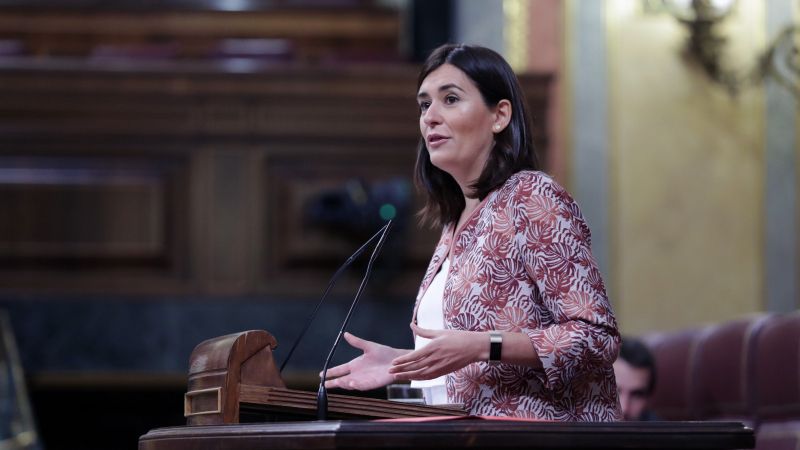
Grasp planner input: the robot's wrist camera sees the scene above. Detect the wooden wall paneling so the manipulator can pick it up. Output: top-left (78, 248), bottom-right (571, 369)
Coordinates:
top-left (189, 147), bottom-right (213, 295)
top-left (0, 159), bottom-right (165, 261)
top-left (0, 151), bottom-right (194, 293)
top-left (0, 78), bottom-right (199, 137)
top-left (0, 62), bottom-right (551, 297)
top-left (204, 148), bottom-right (259, 295)
top-left (260, 142), bottom-right (427, 298)
top-left (0, 7), bottom-right (401, 62)
top-left (519, 74), bottom-right (552, 157)
top-left (0, 66), bottom-right (423, 139)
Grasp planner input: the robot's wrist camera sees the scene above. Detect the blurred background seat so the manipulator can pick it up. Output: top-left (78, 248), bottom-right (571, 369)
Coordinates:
top-left (643, 312), bottom-right (800, 450)
top-left (753, 312), bottom-right (800, 450)
top-left (690, 314), bottom-right (772, 425)
top-left (643, 327), bottom-right (704, 420)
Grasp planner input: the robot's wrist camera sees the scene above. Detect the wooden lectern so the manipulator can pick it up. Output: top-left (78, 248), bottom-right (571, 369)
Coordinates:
top-left (139, 330), bottom-right (755, 450)
top-left (182, 330), bottom-right (467, 424)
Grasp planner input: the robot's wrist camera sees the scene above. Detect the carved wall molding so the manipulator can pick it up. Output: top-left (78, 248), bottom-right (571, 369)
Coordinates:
top-left (0, 61), bottom-right (551, 296)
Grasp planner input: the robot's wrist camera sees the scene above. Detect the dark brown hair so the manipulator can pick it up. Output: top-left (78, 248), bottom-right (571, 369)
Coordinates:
top-left (619, 336), bottom-right (657, 395)
top-left (414, 43), bottom-right (540, 227)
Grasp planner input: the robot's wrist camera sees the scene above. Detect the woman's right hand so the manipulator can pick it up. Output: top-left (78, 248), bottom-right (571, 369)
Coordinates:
top-left (322, 332), bottom-right (409, 391)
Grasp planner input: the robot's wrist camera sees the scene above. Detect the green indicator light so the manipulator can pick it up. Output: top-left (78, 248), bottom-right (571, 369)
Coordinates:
top-left (379, 203), bottom-right (397, 221)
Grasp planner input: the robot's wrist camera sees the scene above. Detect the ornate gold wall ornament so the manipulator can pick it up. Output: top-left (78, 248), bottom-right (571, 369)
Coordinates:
top-left (647, 0), bottom-right (799, 99)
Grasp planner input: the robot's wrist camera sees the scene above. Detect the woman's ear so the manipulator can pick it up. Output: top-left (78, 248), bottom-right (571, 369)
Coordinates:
top-left (492, 99), bottom-right (512, 133)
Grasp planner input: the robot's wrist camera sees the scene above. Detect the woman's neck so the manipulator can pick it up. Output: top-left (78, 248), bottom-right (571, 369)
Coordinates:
top-left (452, 164), bottom-right (485, 231)
top-left (455, 195), bottom-right (481, 232)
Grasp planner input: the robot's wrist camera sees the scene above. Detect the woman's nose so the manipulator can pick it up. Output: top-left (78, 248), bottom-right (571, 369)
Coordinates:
top-left (423, 102), bottom-right (442, 126)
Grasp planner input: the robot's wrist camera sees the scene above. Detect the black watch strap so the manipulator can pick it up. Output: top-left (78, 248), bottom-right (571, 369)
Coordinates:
top-left (488, 331), bottom-right (503, 364)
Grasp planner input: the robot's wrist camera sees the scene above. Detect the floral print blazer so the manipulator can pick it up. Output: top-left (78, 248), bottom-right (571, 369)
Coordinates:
top-left (413, 171), bottom-right (621, 421)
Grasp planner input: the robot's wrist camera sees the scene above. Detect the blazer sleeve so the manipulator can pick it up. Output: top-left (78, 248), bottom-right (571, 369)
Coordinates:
top-left (512, 173), bottom-right (620, 392)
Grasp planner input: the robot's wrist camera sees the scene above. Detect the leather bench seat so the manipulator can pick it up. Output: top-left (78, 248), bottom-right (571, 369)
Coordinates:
top-left (643, 312), bottom-right (799, 450)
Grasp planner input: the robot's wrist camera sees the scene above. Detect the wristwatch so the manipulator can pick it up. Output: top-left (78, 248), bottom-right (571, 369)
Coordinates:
top-left (488, 331), bottom-right (503, 365)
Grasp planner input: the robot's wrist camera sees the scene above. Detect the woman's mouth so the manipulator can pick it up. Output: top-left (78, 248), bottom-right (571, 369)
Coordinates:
top-left (427, 134), bottom-right (449, 148)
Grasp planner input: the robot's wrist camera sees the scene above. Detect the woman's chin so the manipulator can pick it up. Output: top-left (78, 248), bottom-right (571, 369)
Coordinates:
top-left (429, 154), bottom-right (457, 175)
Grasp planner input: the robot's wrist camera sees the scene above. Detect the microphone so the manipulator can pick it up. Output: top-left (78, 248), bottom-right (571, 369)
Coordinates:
top-left (279, 221), bottom-right (392, 373)
top-left (317, 220), bottom-right (393, 420)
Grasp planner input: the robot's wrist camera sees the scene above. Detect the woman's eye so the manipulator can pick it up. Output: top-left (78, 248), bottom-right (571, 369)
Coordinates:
top-left (445, 95), bottom-right (459, 104)
top-left (419, 101), bottom-right (430, 112)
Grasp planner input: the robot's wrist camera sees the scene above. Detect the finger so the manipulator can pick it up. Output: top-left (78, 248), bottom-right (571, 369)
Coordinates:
top-left (391, 346), bottom-right (433, 366)
top-left (390, 346), bottom-right (441, 373)
top-left (323, 362), bottom-right (350, 379)
top-left (389, 358), bottom-right (427, 374)
top-left (410, 323), bottom-right (442, 339)
top-left (392, 367), bottom-right (436, 381)
top-left (343, 332), bottom-right (369, 351)
top-left (325, 377), bottom-right (350, 389)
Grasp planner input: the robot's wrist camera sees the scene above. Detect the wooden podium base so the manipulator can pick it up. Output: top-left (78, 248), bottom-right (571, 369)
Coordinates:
top-left (140, 419), bottom-right (755, 450)
top-left (183, 330), bottom-right (466, 424)
top-left (141, 331), bottom-right (755, 450)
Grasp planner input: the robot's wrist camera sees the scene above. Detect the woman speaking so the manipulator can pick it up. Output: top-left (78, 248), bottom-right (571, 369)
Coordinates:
top-left (323, 44), bottom-right (621, 421)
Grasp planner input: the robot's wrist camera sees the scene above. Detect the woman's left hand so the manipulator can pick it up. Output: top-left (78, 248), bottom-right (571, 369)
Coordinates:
top-left (388, 323), bottom-right (486, 380)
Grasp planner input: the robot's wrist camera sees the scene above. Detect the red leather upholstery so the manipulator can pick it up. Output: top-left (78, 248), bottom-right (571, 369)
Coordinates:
top-left (753, 312), bottom-right (800, 450)
top-left (754, 312), bottom-right (800, 421)
top-left (643, 328), bottom-right (703, 420)
top-left (691, 314), bottom-right (771, 424)
top-left (640, 313), bottom-right (800, 450)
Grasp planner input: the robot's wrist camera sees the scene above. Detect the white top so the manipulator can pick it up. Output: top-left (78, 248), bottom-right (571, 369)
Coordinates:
top-left (410, 258), bottom-right (449, 404)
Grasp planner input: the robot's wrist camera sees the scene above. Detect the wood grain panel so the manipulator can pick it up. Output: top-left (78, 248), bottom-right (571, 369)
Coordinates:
top-left (0, 64), bottom-right (421, 139)
top-left (0, 7), bottom-right (400, 61)
top-left (0, 60), bottom-right (551, 296)
top-left (260, 144), bottom-right (425, 295)
top-left (0, 153), bottom-right (192, 291)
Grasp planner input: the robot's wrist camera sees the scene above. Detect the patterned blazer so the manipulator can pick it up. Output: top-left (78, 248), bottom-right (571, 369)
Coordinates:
top-left (413, 171), bottom-right (621, 421)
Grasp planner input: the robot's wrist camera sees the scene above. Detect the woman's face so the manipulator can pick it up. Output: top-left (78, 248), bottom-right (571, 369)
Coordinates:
top-left (417, 64), bottom-right (499, 187)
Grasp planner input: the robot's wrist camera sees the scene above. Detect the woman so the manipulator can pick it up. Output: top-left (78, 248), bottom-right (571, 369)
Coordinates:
top-left (324, 44), bottom-right (621, 421)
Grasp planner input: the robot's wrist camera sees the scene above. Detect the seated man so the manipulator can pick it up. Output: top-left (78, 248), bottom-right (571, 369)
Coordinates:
top-left (613, 337), bottom-right (658, 421)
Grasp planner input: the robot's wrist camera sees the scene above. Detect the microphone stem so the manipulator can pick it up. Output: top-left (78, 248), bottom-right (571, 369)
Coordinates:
top-left (316, 383), bottom-right (328, 421)
top-left (317, 220), bottom-right (393, 420)
top-left (279, 223), bottom-right (390, 374)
